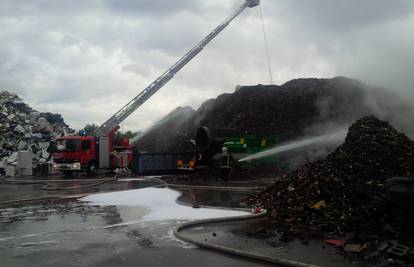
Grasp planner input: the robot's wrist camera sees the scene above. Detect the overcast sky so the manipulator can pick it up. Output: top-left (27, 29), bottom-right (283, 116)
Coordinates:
top-left (1, 0), bottom-right (413, 132)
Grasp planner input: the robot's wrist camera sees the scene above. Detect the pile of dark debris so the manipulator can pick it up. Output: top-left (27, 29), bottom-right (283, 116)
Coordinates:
top-left (249, 116), bottom-right (414, 263)
top-left (134, 77), bottom-right (414, 154)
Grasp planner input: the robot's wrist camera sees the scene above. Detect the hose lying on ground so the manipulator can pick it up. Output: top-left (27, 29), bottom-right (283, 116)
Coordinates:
top-left (168, 183), bottom-right (264, 191)
top-left (174, 213), bottom-right (320, 267)
top-left (42, 179), bottom-right (116, 191)
top-left (0, 172), bottom-right (134, 191)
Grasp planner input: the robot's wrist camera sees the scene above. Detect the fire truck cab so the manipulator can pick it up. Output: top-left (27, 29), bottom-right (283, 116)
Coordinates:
top-left (53, 136), bottom-right (98, 175)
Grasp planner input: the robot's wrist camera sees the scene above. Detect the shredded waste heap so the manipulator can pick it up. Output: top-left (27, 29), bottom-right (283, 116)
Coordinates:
top-left (134, 77), bottom-right (413, 154)
top-left (249, 116), bottom-right (414, 238)
top-left (0, 91), bottom-right (71, 170)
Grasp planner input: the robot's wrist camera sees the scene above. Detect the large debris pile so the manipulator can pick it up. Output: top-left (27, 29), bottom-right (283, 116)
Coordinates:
top-left (135, 77), bottom-right (413, 155)
top-left (0, 91), bottom-right (71, 170)
top-left (249, 116), bottom-right (414, 238)
top-left (133, 106), bottom-right (195, 152)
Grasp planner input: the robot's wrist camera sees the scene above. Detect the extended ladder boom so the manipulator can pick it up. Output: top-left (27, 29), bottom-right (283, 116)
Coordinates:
top-left (94, 0), bottom-right (260, 137)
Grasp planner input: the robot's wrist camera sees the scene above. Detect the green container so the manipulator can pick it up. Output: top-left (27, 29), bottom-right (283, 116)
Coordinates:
top-left (222, 134), bottom-right (284, 167)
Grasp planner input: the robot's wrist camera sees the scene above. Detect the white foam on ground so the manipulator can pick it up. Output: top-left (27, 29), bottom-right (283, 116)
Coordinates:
top-left (81, 187), bottom-right (249, 222)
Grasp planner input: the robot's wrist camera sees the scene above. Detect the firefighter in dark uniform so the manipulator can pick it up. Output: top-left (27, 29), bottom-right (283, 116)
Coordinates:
top-left (219, 147), bottom-right (232, 182)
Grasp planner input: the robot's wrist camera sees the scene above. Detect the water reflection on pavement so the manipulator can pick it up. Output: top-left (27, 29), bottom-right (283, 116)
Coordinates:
top-left (0, 182), bottom-right (270, 267)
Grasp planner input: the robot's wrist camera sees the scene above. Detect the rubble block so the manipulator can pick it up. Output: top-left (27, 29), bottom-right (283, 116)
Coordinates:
top-left (13, 124), bottom-right (25, 134)
top-left (33, 154), bottom-right (40, 161)
top-left (17, 140), bottom-right (27, 150)
top-left (18, 150), bottom-right (33, 176)
top-left (6, 152), bottom-right (17, 164)
top-left (18, 150), bottom-right (32, 168)
top-left (37, 117), bottom-right (50, 129)
top-left (17, 112), bottom-right (26, 118)
top-left (6, 114), bottom-right (15, 121)
top-left (5, 166), bottom-right (16, 177)
top-left (38, 142), bottom-right (50, 150)
top-left (41, 150), bottom-right (50, 159)
top-left (29, 143), bottom-right (39, 153)
top-left (31, 133), bottom-right (43, 140)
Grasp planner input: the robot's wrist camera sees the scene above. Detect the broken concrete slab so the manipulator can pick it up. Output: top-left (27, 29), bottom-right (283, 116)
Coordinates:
top-left (30, 133), bottom-right (43, 140)
top-left (38, 141), bottom-right (50, 149)
top-left (17, 140), bottom-right (27, 150)
top-left (41, 150), bottom-right (50, 159)
top-left (13, 124), bottom-right (25, 133)
top-left (37, 117), bottom-right (50, 129)
top-left (6, 152), bottom-right (17, 163)
top-left (6, 114), bottom-right (15, 121)
top-left (5, 166), bottom-right (15, 177)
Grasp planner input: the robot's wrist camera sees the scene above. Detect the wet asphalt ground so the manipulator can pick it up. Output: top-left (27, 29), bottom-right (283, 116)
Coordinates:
top-left (179, 218), bottom-right (358, 267)
top-left (0, 204), bottom-right (272, 267)
top-left (0, 175), bottom-right (275, 267)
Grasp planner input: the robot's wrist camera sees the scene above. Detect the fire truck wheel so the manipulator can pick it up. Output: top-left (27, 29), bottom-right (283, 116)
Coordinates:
top-left (87, 161), bottom-right (97, 176)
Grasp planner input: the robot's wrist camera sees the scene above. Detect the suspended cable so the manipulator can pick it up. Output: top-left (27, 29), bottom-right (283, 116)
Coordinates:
top-left (259, 3), bottom-right (274, 85)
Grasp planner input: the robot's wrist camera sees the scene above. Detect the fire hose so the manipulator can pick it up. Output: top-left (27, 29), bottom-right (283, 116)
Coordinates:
top-left (174, 213), bottom-right (319, 267)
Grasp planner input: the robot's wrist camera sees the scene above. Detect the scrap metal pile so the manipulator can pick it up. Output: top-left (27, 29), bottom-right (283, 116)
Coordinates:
top-left (0, 91), bottom-right (71, 171)
top-left (249, 116), bottom-right (414, 238)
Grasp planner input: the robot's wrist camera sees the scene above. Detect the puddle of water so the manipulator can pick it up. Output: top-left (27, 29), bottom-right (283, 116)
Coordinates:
top-left (81, 187), bottom-right (249, 222)
top-left (0, 178), bottom-right (162, 202)
top-left (178, 189), bottom-right (251, 209)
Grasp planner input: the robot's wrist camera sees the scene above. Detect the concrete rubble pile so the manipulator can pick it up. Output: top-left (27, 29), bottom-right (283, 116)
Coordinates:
top-left (249, 116), bottom-right (414, 237)
top-left (0, 91), bottom-right (71, 175)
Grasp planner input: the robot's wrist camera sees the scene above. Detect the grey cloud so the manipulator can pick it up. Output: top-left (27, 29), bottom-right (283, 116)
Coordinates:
top-left (0, 0), bottom-right (101, 17)
top-left (0, 0), bottom-right (413, 131)
top-left (102, 0), bottom-right (201, 16)
top-left (267, 0), bottom-right (414, 32)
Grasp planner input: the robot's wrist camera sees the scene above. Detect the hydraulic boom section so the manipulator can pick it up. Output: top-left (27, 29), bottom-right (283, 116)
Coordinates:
top-left (94, 0), bottom-right (260, 138)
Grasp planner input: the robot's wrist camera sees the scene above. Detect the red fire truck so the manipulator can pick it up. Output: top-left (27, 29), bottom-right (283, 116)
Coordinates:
top-left (52, 0), bottom-right (260, 175)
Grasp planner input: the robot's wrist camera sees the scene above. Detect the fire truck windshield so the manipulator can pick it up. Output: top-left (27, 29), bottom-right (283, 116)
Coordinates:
top-left (56, 139), bottom-right (80, 152)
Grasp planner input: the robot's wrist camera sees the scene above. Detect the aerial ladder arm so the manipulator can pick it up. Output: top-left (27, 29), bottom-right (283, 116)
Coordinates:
top-left (94, 0), bottom-right (260, 138)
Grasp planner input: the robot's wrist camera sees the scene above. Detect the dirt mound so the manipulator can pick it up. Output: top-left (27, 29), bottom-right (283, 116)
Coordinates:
top-left (248, 116), bottom-right (414, 237)
top-left (132, 106), bottom-right (195, 152)
top-left (134, 77), bottom-right (412, 154)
